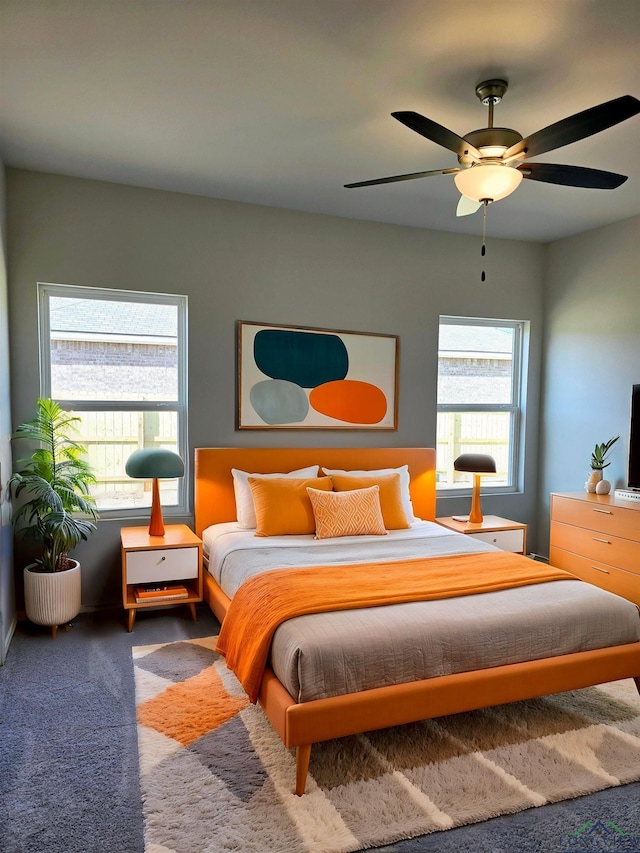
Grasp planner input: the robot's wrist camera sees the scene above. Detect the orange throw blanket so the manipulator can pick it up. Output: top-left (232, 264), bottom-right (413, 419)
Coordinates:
top-left (215, 551), bottom-right (574, 703)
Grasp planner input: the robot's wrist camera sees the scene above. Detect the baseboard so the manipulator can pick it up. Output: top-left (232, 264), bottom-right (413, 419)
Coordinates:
top-left (528, 553), bottom-right (549, 563)
top-left (0, 613), bottom-right (17, 665)
top-left (79, 603), bottom-right (117, 613)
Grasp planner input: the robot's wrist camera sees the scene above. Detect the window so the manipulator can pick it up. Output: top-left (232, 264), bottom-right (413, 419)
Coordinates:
top-left (436, 316), bottom-right (526, 493)
top-left (38, 283), bottom-right (188, 516)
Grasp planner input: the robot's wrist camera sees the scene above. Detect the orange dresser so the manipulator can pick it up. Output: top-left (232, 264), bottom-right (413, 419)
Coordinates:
top-left (549, 491), bottom-right (640, 607)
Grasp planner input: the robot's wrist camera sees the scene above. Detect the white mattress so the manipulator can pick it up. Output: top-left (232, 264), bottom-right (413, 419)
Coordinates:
top-left (203, 520), bottom-right (474, 598)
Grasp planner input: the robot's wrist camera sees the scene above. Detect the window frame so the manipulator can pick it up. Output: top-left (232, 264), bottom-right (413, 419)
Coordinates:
top-left (37, 281), bottom-right (189, 520)
top-left (436, 315), bottom-right (526, 496)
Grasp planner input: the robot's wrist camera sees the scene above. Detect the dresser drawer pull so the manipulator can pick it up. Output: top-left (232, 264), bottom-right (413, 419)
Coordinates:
top-left (592, 508), bottom-right (613, 515)
top-left (591, 565), bottom-right (610, 574)
top-left (592, 537), bottom-right (610, 544)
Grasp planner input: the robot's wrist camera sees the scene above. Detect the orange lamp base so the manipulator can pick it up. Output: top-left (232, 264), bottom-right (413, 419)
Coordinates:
top-left (468, 473), bottom-right (484, 524)
top-left (148, 478), bottom-right (166, 536)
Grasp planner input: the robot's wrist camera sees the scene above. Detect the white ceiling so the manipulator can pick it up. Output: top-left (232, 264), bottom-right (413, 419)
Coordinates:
top-left (1, 0), bottom-right (639, 243)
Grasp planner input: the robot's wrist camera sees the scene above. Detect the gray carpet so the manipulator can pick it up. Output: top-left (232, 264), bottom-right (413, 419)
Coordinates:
top-left (1, 608), bottom-right (639, 853)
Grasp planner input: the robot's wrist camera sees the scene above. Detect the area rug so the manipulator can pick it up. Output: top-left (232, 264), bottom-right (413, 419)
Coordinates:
top-left (133, 637), bottom-right (640, 853)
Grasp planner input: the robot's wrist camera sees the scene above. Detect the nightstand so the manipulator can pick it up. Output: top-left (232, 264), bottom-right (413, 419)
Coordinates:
top-left (121, 524), bottom-right (203, 632)
top-left (436, 515), bottom-right (527, 554)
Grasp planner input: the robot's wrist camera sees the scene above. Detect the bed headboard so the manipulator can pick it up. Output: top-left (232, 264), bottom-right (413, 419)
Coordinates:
top-left (194, 447), bottom-right (436, 536)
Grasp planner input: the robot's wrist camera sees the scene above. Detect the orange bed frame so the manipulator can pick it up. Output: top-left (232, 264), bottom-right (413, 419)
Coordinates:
top-left (194, 447), bottom-right (640, 795)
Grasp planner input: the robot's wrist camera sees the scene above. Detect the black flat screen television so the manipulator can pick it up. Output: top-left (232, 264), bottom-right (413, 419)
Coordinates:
top-left (628, 383), bottom-right (640, 490)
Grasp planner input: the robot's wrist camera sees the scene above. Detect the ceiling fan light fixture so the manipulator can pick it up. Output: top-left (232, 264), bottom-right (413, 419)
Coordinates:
top-left (454, 163), bottom-right (523, 202)
top-left (477, 145), bottom-right (508, 158)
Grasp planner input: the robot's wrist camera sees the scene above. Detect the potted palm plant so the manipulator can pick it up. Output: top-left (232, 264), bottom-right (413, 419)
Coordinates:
top-left (585, 435), bottom-right (620, 494)
top-left (10, 398), bottom-right (99, 636)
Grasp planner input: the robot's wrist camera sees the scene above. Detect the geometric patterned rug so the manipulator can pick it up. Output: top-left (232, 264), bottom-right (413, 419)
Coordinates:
top-left (133, 637), bottom-right (640, 853)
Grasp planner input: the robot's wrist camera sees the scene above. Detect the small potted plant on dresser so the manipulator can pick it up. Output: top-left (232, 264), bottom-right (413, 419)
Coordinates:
top-left (585, 435), bottom-right (620, 494)
top-left (9, 398), bottom-right (99, 637)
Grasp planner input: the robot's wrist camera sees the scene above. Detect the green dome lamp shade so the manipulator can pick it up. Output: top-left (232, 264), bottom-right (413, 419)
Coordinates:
top-left (452, 453), bottom-right (496, 524)
top-left (125, 449), bottom-right (185, 536)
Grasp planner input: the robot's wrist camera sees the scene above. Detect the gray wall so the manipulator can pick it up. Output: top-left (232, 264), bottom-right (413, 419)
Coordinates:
top-left (538, 214), bottom-right (640, 553)
top-left (0, 160), bottom-right (16, 662)
top-left (7, 168), bottom-right (545, 608)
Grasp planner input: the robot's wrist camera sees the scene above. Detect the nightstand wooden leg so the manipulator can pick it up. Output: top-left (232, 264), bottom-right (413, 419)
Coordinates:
top-left (128, 609), bottom-right (136, 632)
top-left (187, 602), bottom-right (197, 622)
top-left (634, 676), bottom-right (640, 697)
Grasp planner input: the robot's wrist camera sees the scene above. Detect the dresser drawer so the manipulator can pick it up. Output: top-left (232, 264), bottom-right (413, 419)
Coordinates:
top-left (469, 529), bottom-right (525, 553)
top-left (551, 495), bottom-right (639, 539)
top-left (550, 546), bottom-right (640, 606)
top-left (550, 520), bottom-right (640, 575)
top-left (126, 547), bottom-right (199, 584)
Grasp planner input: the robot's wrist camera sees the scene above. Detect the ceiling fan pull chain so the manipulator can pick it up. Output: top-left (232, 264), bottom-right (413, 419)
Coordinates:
top-left (481, 200), bottom-right (488, 282)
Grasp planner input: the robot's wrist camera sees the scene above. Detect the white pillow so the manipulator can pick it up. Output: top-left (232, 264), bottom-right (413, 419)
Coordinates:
top-left (321, 464), bottom-right (417, 522)
top-left (231, 465), bottom-right (319, 528)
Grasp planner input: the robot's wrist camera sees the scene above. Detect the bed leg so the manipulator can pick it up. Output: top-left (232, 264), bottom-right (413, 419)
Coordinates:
top-left (295, 744), bottom-right (312, 796)
top-left (634, 676), bottom-right (640, 697)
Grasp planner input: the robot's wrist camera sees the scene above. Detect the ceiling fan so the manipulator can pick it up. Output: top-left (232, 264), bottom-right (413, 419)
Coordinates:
top-left (345, 80), bottom-right (640, 217)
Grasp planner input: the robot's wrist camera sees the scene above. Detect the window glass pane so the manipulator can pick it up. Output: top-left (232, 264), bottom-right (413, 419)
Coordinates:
top-left (436, 315), bottom-right (525, 493)
top-left (73, 410), bottom-right (179, 511)
top-left (49, 297), bottom-right (178, 401)
top-left (40, 284), bottom-right (187, 517)
top-left (437, 323), bottom-right (514, 405)
top-left (436, 411), bottom-right (511, 489)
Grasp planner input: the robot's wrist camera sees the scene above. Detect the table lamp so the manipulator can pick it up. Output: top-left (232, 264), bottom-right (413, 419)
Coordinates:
top-left (125, 448), bottom-right (185, 536)
top-left (452, 453), bottom-right (496, 524)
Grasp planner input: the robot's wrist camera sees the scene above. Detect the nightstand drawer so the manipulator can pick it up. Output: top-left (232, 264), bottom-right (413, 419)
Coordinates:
top-left (126, 547), bottom-right (199, 584)
top-left (468, 529), bottom-right (525, 553)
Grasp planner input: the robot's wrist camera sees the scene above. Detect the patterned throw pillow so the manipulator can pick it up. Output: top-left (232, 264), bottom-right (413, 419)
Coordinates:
top-left (320, 464), bottom-right (417, 522)
top-left (306, 485), bottom-right (387, 539)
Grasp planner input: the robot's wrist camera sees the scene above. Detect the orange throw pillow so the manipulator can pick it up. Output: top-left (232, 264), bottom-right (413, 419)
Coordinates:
top-left (307, 485), bottom-right (387, 539)
top-left (330, 473), bottom-right (409, 529)
top-left (248, 476), bottom-right (332, 536)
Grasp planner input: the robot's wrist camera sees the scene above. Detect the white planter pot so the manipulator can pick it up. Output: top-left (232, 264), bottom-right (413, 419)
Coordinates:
top-left (23, 560), bottom-right (81, 634)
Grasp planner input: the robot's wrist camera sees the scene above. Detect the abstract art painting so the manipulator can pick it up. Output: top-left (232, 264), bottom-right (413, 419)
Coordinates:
top-left (237, 321), bottom-right (398, 429)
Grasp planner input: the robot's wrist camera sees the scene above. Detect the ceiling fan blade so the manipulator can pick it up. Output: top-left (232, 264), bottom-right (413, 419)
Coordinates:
top-left (456, 195), bottom-right (482, 216)
top-left (344, 167), bottom-right (458, 189)
top-left (518, 162), bottom-right (628, 189)
top-left (392, 111), bottom-right (481, 159)
top-left (505, 95), bottom-right (640, 160)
